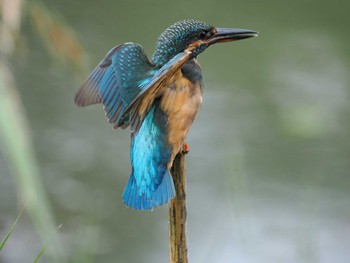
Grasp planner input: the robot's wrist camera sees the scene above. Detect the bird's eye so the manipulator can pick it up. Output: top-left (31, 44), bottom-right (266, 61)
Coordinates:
top-left (199, 31), bottom-right (207, 39)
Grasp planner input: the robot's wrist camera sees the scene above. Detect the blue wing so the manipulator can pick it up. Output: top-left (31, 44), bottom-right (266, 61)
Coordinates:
top-left (74, 43), bottom-right (155, 129)
top-left (75, 44), bottom-right (192, 132)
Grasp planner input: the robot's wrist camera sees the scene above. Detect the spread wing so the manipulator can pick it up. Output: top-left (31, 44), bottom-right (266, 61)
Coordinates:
top-left (74, 43), bottom-right (155, 129)
top-left (75, 43), bottom-right (192, 132)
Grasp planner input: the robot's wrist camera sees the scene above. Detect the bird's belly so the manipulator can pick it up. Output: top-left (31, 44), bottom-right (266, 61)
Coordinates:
top-left (160, 78), bottom-right (203, 167)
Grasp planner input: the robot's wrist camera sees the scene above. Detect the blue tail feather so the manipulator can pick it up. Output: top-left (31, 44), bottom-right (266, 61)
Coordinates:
top-left (122, 170), bottom-right (176, 210)
top-left (122, 101), bottom-right (175, 210)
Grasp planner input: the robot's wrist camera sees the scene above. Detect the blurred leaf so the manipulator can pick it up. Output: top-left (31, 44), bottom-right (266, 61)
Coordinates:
top-left (34, 224), bottom-right (63, 263)
top-left (0, 202), bottom-right (26, 251)
top-left (0, 0), bottom-right (23, 56)
top-left (0, 0), bottom-right (90, 261)
top-left (29, 1), bottom-right (88, 76)
top-left (0, 62), bottom-right (63, 262)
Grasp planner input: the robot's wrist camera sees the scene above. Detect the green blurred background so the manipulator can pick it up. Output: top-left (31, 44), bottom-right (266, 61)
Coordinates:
top-left (1, 0), bottom-right (350, 262)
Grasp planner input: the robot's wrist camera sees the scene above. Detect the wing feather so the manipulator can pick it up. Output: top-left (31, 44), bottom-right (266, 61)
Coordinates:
top-left (75, 43), bottom-right (194, 133)
top-left (74, 43), bottom-right (155, 129)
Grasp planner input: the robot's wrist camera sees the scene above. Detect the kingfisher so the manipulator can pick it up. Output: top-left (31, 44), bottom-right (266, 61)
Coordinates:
top-left (74, 19), bottom-right (257, 210)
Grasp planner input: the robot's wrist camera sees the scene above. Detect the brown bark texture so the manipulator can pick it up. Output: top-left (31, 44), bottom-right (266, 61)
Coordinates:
top-left (169, 153), bottom-right (188, 263)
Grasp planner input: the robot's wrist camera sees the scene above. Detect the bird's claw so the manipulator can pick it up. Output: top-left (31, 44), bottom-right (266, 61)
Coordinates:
top-left (182, 143), bottom-right (190, 154)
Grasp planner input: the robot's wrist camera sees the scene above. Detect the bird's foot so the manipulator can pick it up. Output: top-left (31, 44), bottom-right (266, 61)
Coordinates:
top-left (181, 143), bottom-right (190, 154)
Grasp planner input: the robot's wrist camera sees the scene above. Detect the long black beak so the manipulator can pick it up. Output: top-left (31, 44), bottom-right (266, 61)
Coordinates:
top-left (209, 28), bottom-right (258, 45)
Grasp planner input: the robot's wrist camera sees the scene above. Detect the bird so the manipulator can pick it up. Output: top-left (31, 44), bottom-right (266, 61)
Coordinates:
top-left (74, 19), bottom-right (257, 210)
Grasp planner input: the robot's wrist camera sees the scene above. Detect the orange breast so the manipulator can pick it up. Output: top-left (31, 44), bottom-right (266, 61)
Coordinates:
top-left (160, 70), bottom-right (203, 167)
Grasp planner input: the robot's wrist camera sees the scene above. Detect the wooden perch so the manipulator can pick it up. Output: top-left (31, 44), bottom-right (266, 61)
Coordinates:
top-left (169, 153), bottom-right (188, 263)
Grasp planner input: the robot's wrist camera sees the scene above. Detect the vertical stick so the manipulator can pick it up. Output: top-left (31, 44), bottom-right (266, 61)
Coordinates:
top-left (169, 153), bottom-right (188, 263)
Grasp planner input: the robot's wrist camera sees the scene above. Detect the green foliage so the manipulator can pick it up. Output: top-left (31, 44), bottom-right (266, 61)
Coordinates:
top-left (0, 203), bottom-right (26, 251)
top-left (0, 0), bottom-right (87, 261)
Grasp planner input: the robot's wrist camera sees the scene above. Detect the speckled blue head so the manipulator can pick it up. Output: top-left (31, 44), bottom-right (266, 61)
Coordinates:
top-left (152, 19), bottom-right (214, 67)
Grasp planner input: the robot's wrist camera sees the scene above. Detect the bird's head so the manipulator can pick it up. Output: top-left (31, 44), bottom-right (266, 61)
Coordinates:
top-left (151, 19), bottom-right (257, 67)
